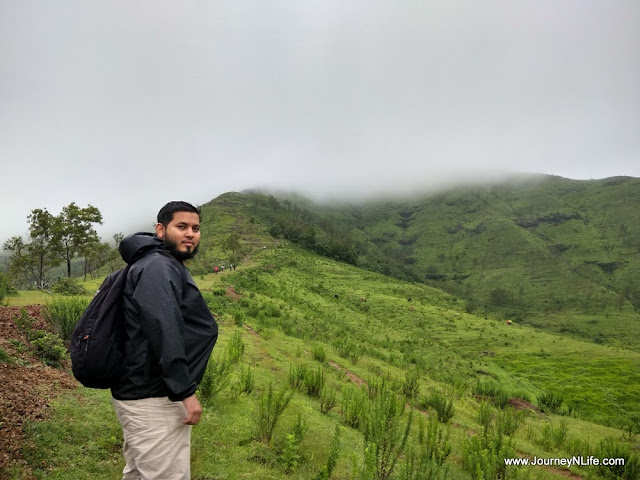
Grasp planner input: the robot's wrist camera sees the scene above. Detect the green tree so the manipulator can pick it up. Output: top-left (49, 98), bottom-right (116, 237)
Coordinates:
top-left (51, 203), bottom-right (103, 277)
top-left (222, 233), bottom-right (241, 255)
top-left (3, 208), bottom-right (58, 289)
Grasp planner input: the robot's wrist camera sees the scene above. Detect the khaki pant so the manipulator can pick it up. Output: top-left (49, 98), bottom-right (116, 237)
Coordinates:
top-left (112, 396), bottom-right (191, 480)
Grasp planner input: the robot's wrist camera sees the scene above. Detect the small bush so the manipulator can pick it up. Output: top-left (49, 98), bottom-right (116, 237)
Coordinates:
top-left (32, 332), bottom-right (66, 367)
top-left (0, 347), bottom-right (13, 364)
top-left (45, 297), bottom-right (90, 342)
top-left (477, 401), bottom-right (495, 435)
top-left (289, 363), bottom-right (308, 391)
top-left (341, 384), bottom-right (368, 429)
top-left (402, 370), bottom-right (420, 400)
top-left (227, 331), bottom-right (245, 363)
top-left (320, 388), bottom-right (337, 414)
top-left (538, 420), bottom-right (568, 451)
top-left (304, 366), bottom-right (325, 397)
top-left (255, 383), bottom-right (293, 443)
top-left (333, 338), bottom-right (362, 364)
top-left (240, 366), bottom-right (255, 394)
top-left (232, 312), bottom-right (245, 326)
top-left (362, 386), bottom-right (413, 480)
top-left (538, 391), bottom-right (563, 414)
top-left (312, 345), bottom-right (327, 363)
top-left (14, 308), bottom-right (36, 334)
top-left (421, 389), bottom-right (455, 424)
top-left (595, 436), bottom-right (640, 479)
top-left (198, 356), bottom-right (232, 405)
top-left (0, 272), bottom-right (16, 303)
top-left (51, 277), bottom-right (87, 296)
top-left (462, 428), bottom-right (517, 480)
top-left (497, 407), bottom-right (524, 437)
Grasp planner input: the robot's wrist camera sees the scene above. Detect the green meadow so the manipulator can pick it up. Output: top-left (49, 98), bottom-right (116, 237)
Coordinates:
top-left (7, 243), bottom-right (640, 479)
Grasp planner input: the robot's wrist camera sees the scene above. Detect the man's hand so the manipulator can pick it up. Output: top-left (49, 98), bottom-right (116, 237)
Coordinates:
top-left (181, 395), bottom-right (203, 425)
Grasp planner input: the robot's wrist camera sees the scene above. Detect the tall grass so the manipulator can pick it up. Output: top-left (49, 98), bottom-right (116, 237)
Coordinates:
top-left (255, 383), bottom-right (294, 443)
top-left (45, 296), bottom-right (89, 342)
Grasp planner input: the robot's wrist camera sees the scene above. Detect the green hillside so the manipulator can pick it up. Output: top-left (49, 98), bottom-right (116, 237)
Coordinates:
top-left (16, 243), bottom-right (640, 479)
top-left (234, 175), bottom-right (640, 350)
top-left (6, 179), bottom-right (640, 479)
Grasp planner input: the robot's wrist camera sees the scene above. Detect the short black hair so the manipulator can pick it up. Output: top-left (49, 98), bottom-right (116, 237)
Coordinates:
top-left (157, 201), bottom-right (201, 227)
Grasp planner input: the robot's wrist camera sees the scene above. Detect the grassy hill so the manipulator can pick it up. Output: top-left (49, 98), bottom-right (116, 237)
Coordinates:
top-left (4, 179), bottom-right (640, 479)
top-left (233, 175), bottom-right (640, 350)
top-left (10, 242), bottom-right (640, 479)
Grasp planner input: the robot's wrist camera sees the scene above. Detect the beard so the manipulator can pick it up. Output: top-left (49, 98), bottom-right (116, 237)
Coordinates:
top-left (163, 236), bottom-right (199, 262)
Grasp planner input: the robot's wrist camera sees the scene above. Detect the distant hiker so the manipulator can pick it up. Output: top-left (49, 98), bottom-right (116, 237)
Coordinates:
top-left (221, 265), bottom-right (225, 272)
top-left (214, 266), bottom-right (219, 274)
top-left (111, 201), bottom-right (218, 480)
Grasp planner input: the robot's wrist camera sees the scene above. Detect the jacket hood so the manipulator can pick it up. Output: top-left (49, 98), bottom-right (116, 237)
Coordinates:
top-left (119, 232), bottom-right (167, 264)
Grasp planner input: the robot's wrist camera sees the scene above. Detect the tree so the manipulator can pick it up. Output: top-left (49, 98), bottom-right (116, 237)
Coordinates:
top-left (51, 203), bottom-right (103, 277)
top-left (222, 233), bottom-right (241, 255)
top-left (3, 208), bottom-right (58, 289)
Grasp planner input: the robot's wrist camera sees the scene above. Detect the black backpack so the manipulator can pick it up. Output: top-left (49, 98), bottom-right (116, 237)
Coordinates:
top-left (70, 265), bottom-right (131, 388)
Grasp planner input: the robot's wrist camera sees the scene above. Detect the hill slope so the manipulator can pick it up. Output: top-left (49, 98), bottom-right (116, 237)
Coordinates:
top-left (219, 175), bottom-right (640, 349)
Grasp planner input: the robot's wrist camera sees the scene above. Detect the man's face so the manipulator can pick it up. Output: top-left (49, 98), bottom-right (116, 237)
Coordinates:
top-left (155, 211), bottom-right (201, 262)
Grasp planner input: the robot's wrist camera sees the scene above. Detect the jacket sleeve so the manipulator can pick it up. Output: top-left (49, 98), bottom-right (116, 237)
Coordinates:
top-left (131, 256), bottom-right (196, 401)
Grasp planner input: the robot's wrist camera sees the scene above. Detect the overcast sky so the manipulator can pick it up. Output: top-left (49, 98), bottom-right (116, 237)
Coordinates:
top-left (1, 0), bottom-right (639, 243)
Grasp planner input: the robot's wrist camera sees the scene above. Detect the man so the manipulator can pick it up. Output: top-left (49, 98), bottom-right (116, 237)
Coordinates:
top-left (111, 201), bottom-right (218, 480)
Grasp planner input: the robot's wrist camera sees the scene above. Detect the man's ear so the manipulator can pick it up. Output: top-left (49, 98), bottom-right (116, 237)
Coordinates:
top-left (155, 222), bottom-right (165, 239)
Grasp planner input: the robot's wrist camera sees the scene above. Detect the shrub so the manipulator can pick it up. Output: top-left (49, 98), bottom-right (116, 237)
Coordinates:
top-left (402, 415), bottom-right (452, 480)
top-left (45, 296), bottom-right (90, 342)
top-left (0, 347), bottom-right (13, 364)
top-left (595, 436), bottom-right (640, 479)
top-left (333, 338), bottom-right (362, 364)
top-left (538, 391), bottom-right (563, 414)
top-left (240, 366), bottom-right (255, 394)
top-left (341, 384), bottom-right (368, 429)
top-left (289, 363), bottom-right (308, 391)
top-left (51, 277), bottom-right (87, 296)
top-left (472, 380), bottom-right (510, 408)
top-left (497, 407), bottom-right (524, 437)
top-left (402, 370), bottom-right (420, 400)
top-left (421, 389), bottom-right (455, 424)
top-left (255, 383), bottom-right (293, 443)
top-left (0, 272), bottom-right (16, 303)
top-left (304, 366), bottom-right (325, 397)
top-left (312, 345), bottom-right (327, 363)
top-left (227, 331), bottom-right (245, 363)
top-left (462, 428), bottom-right (517, 480)
top-left (477, 401), bottom-right (495, 435)
top-left (232, 312), bottom-right (245, 326)
top-left (281, 433), bottom-right (302, 473)
top-left (320, 388), bottom-right (337, 414)
top-left (32, 332), bottom-right (66, 367)
top-left (538, 420), bottom-right (568, 451)
top-left (198, 356), bottom-right (232, 405)
top-left (362, 386), bottom-right (413, 480)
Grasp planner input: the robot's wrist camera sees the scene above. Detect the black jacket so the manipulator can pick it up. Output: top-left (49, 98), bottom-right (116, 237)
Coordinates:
top-left (111, 233), bottom-right (218, 402)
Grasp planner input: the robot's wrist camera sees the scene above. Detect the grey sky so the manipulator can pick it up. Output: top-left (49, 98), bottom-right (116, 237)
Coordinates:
top-left (1, 0), bottom-right (639, 243)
